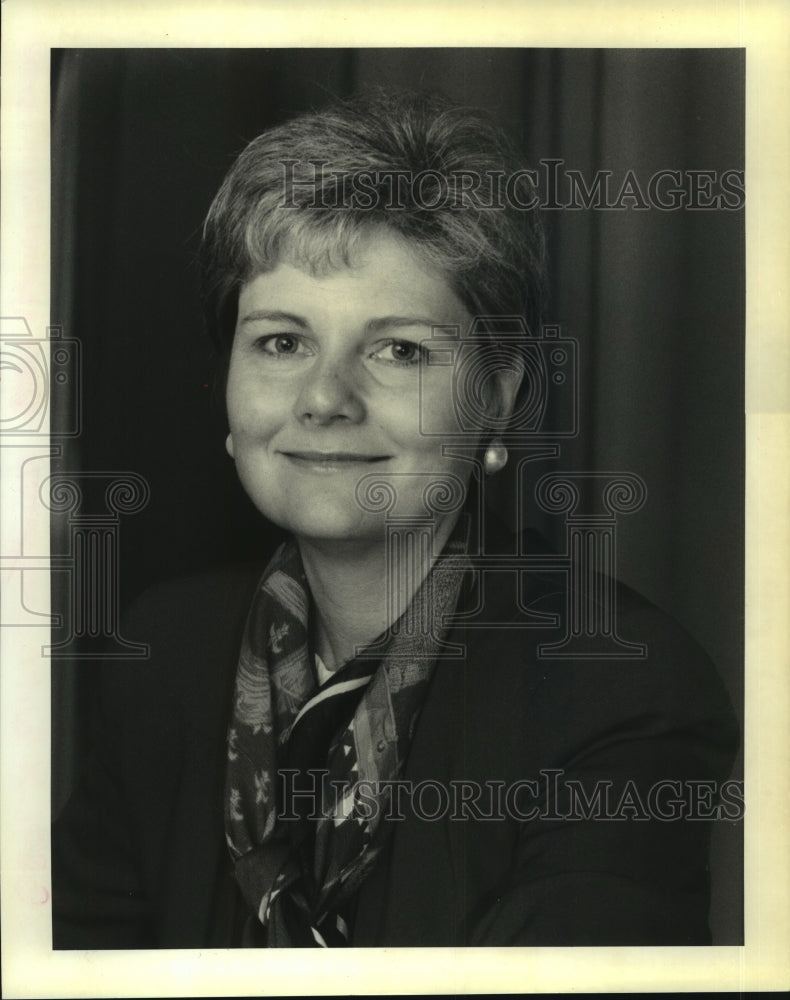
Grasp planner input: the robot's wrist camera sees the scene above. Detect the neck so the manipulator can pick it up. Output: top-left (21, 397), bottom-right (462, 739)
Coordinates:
top-left (297, 515), bottom-right (458, 672)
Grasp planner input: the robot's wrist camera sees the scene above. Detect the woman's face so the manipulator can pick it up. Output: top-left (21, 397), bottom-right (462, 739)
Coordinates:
top-left (225, 229), bottom-right (513, 548)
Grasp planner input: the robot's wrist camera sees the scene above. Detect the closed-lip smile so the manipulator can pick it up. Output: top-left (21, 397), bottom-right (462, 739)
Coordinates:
top-left (280, 450), bottom-right (391, 463)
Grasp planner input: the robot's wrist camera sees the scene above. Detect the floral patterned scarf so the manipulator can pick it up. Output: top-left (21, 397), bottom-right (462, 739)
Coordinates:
top-left (224, 527), bottom-right (469, 946)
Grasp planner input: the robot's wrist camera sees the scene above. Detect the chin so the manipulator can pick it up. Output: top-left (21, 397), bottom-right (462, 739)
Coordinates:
top-left (264, 507), bottom-right (385, 546)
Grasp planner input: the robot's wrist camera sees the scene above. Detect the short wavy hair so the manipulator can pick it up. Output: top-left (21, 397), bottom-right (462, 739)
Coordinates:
top-left (200, 90), bottom-right (547, 360)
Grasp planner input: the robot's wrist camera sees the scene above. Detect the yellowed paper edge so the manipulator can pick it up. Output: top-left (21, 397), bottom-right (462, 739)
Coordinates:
top-left (1, 0), bottom-right (788, 995)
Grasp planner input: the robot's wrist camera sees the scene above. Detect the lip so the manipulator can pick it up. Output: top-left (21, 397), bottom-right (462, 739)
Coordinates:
top-left (280, 450), bottom-right (392, 466)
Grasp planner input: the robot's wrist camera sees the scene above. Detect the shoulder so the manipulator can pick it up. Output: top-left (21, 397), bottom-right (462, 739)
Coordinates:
top-left (453, 565), bottom-right (738, 764)
top-left (101, 564), bottom-right (262, 722)
top-left (122, 564), bottom-right (262, 643)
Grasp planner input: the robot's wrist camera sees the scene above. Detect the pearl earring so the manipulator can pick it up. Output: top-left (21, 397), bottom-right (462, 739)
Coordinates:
top-left (483, 439), bottom-right (508, 476)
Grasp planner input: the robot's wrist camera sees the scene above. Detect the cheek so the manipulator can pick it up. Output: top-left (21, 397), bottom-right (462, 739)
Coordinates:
top-left (381, 385), bottom-right (481, 492)
top-left (226, 373), bottom-right (288, 440)
top-left (417, 393), bottom-right (456, 434)
top-left (403, 374), bottom-right (477, 445)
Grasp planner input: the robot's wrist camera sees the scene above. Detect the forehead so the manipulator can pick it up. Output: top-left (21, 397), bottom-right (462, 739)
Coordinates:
top-left (237, 229), bottom-right (471, 331)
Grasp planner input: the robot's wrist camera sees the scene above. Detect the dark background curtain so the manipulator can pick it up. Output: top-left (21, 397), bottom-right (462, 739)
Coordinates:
top-left (50, 48), bottom-right (744, 942)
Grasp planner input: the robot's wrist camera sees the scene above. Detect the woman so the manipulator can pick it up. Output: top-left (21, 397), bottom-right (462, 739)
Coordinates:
top-left (52, 91), bottom-right (738, 948)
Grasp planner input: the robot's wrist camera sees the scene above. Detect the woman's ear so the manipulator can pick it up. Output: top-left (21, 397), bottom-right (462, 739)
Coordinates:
top-left (487, 360), bottom-right (524, 427)
top-left (225, 433), bottom-right (235, 459)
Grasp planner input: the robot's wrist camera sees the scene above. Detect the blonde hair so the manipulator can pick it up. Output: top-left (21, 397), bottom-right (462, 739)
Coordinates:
top-left (200, 90), bottom-right (546, 357)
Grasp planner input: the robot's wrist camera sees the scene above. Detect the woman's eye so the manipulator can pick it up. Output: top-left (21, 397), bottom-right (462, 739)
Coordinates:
top-left (256, 334), bottom-right (304, 356)
top-left (372, 339), bottom-right (424, 366)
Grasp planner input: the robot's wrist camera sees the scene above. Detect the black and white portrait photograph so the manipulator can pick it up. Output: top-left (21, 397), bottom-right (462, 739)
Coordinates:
top-left (1, 2), bottom-right (787, 997)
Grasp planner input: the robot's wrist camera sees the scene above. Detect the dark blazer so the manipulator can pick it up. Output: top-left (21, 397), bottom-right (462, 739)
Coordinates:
top-left (52, 558), bottom-right (739, 948)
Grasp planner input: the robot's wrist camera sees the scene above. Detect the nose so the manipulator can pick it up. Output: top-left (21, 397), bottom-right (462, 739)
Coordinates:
top-left (293, 357), bottom-right (366, 426)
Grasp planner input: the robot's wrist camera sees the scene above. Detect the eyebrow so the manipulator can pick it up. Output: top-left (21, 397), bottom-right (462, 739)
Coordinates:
top-left (239, 310), bottom-right (446, 333)
top-left (366, 316), bottom-right (446, 333)
top-left (239, 310), bottom-right (309, 327)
